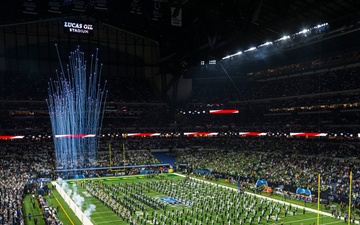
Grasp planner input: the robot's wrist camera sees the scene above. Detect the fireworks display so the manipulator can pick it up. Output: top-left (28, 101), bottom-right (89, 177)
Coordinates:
top-left (47, 46), bottom-right (107, 171)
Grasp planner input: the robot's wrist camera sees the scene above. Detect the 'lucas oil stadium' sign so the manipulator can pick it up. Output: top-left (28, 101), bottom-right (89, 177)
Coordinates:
top-left (64, 22), bottom-right (94, 35)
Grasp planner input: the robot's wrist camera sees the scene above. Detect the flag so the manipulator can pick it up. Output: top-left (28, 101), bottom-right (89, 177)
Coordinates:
top-left (152, 0), bottom-right (166, 22)
top-left (48, 0), bottom-right (63, 13)
top-left (94, 0), bottom-right (108, 10)
top-left (130, 0), bottom-right (143, 15)
top-left (23, 0), bottom-right (38, 14)
top-left (73, 0), bottom-right (86, 12)
top-left (171, 6), bottom-right (182, 26)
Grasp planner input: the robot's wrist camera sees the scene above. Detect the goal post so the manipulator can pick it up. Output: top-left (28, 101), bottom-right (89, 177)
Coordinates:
top-left (108, 142), bottom-right (126, 172)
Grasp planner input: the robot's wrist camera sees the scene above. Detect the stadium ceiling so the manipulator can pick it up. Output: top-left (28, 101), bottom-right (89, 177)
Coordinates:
top-left (2, 0), bottom-right (360, 67)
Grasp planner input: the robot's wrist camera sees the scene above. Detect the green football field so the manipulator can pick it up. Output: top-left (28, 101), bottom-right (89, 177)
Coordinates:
top-left (23, 173), bottom-right (355, 225)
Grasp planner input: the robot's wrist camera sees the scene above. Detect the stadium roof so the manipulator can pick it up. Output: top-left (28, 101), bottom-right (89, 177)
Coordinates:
top-left (2, 0), bottom-right (360, 67)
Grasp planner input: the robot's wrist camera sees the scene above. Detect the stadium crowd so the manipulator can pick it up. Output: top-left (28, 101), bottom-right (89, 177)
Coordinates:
top-left (0, 141), bottom-right (54, 225)
top-left (176, 147), bottom-right (359, 201)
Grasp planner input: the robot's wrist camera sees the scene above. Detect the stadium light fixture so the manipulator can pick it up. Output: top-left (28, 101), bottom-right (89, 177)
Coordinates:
top-left (315, 23), bottom-right (328, 29)
top-left (222, 55), bottom-right (231, 60)
top-left (221, 22), bottom-right (328, 60)
top-left (222, 51), bottom-right (242, 60)
top-left (258, 41), bottom-right (273, 48)
top-left (298, 29), bottom-right (310, 34)
top-left (280, 35), bottom-right (290, 40)
top-left (244, 47), bottom-right (256, 52)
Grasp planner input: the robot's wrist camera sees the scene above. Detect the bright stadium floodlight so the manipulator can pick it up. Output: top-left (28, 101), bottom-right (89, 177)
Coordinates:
top-left (222, 51), bottom-right (242, 60)
top-left (293, 28), bottom-right (311, 37)
top-left (274, 35), bottom-right (291, 42)
top-left (315, 23), bottom-right (328, 29)
top-left (222, 55), bottom-right (231, 60)
top-left (221, 22), bottom-right (328, 60)
top-left (244, 47), bottom-right (256, 52)
top-left (258, 41), bottom-right (273, 47)
top-left (299, 29), bottom-right (309, 34)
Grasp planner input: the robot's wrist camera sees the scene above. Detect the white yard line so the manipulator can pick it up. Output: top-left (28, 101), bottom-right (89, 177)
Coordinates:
top-left (95, 219), bottom-right (125, 224)
top-left (91, 211), bottom-right (116, 215)
top-left (276, 215), bottom-right (327, 224)
top-left (321, 220), bottom-right (348, 225)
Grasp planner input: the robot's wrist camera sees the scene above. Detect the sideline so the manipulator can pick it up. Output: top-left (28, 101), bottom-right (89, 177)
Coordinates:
top-left (52, 181), bottom-right (93, 225)
top-left (53, 192), bottom-right (75, 225)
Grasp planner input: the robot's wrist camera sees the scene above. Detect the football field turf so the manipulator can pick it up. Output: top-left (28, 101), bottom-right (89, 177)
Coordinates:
top-left (31, 173), bottom-right (353, 225)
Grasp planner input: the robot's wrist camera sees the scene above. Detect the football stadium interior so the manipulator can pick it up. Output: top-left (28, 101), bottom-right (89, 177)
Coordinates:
top-left (1, 0), bottom-right (360, 225)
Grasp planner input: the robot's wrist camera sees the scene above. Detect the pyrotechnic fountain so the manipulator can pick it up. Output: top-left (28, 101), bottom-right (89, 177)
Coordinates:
top-left (47, 46), bottom-right (107, 173)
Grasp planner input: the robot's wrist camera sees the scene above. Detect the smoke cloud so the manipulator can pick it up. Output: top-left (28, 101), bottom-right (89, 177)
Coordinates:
top-left (57, 178), bottom-right (85, 210)
top-left (71, 184), bottom-right (85, 208)
top-left (84, 204), bottom-right (96, 219)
